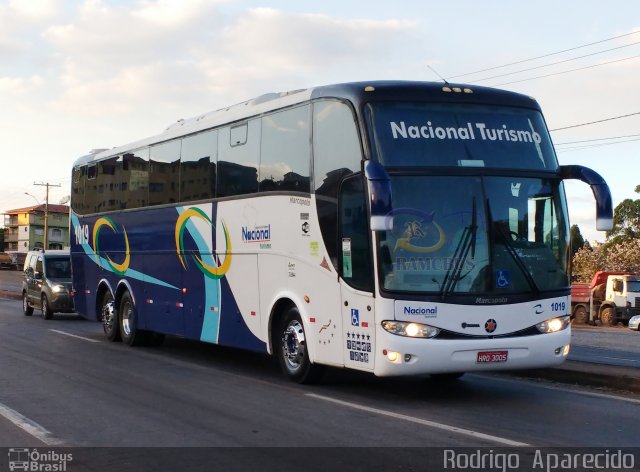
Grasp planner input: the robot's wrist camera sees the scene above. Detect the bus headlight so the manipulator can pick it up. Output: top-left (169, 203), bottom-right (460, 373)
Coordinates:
top-left (382, 320), bottom-right (440, 338)
top-left (536, 316), bottom-right (570, 334)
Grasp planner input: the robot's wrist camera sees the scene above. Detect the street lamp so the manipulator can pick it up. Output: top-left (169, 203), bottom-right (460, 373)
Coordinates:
top-left (24, 192), bottom-right (41, 205)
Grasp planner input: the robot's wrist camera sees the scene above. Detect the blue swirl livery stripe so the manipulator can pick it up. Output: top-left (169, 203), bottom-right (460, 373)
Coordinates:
top-left (71, 213), bottom-right (178, 290)
top-left (176, 206), bottom-right (222, 344)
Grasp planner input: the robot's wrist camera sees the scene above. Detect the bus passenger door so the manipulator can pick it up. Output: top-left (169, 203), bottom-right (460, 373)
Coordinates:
top-left (339, 176), bottom-right (375, 372)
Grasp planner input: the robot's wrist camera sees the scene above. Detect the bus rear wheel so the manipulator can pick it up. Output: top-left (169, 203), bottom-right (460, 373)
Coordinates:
top-left (101, 291), bottom-right (120, 342)
top-left (119, 291), bottom-right (143, 346)
top-left (277, 307), bottom-right (324, 384)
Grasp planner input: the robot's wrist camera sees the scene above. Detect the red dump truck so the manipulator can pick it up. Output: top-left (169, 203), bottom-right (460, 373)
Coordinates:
top-left (571, 271), bottom-right (640, 326)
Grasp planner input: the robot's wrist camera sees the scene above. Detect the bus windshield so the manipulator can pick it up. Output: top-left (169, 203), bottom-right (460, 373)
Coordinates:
top-left (367, 102), bottom-right (558, 169)
top-left (377, 175), bottom-right (570, 296)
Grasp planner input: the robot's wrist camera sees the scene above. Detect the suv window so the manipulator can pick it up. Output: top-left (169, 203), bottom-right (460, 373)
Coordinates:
top-left (45, 257), bottom-right (71, 279)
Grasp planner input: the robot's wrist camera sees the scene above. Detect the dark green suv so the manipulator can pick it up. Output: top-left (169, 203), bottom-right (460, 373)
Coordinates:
top-left (22, 250), bottom-right (75, 319)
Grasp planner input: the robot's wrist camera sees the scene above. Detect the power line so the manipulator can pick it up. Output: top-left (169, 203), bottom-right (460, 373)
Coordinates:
top-left (471, 40), bottom-right (640, 83)
top-left (555, 137), bottom-right (640, 152)
top-left (492, 54), bottom-right (640, 87)
top-left (555, 133), bottom-right (640, 146)
top-left (550, 111), bottom-right (640, 131)
top-left (446, 29), bottom-right (640, 80)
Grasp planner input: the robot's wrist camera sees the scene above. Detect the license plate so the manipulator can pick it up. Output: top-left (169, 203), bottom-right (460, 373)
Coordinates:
top-left (477, 350), bottom-right (508, 363)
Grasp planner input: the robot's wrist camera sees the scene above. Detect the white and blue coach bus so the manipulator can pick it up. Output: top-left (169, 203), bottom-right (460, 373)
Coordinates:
top-left (70, 81), bottom-right (612, 383)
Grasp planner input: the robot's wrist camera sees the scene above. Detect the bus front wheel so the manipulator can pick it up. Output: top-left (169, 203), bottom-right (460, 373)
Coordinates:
top-left (277, 307), bottom-right (324, 384)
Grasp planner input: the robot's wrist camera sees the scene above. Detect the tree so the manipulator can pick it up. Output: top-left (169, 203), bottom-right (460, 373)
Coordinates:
top-left (607, 185), bottom-right (640, 245)
top-left (569, 224), bottom-right (587, 258)
top-left (572, 244), bottom-right (602, 282)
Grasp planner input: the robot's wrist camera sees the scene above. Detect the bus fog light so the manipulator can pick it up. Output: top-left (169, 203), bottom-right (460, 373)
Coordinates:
top-left (536, 316), bottom-right (570, 334)
top-left (404, 354), bottom-right (412, 362)
top-left (382, 320), bottom-right (440, 338)
top-left (383, 350), bottom-right (400, 363)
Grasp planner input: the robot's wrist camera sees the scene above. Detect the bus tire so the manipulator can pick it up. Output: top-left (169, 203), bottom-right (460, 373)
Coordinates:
top-left (23, 292), bottom-right (33, 316)
top-left (42, 295), bottom-right (54, 320)
top-left (276, 307), bottom-right (324, 384)
top-left (119, 291), bottom-right (143, 346)
top-left (600, 307), bottom-right (615, 327)
top-left (101, 291), bottom-right (120, 342)
top-left (572, 306), bottom-right (588, 324)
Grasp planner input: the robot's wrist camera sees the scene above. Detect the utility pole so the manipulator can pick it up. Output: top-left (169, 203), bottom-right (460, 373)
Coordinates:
top-left (34, 182), bottom-right (61, 251)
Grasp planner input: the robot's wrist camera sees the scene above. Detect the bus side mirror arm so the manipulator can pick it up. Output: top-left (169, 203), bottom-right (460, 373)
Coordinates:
top-left (364, 160), bottom-right (392, 231)
top-left (559, 165), bottom-right (613, 231)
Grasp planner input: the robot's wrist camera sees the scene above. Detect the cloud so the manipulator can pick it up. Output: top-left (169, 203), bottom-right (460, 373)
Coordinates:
top-left (0, 75), bottom-right (45, 94)
top-left (42, 3), bottom-right (417, 117)
top-left (8, 0), bottom-right (59, 20)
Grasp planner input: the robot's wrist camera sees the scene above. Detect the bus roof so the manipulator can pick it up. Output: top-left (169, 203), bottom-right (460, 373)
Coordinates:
top-left (74, 80), bottom-right (541, 166)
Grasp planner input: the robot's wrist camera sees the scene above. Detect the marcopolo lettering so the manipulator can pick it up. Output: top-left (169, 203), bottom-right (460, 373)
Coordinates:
top-left (404, 306), bottom-right (437, 315)
top-left (242, 224), bottom-right (271, 242)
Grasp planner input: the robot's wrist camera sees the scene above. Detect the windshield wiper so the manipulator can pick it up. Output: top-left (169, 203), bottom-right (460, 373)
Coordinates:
top-left (440, 197), bottom-right (477, 300)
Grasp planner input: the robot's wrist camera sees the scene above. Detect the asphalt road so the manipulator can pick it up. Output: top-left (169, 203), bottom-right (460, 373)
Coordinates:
top-left (1, 297), bottom-right (639, 449)
top-left (570, 325), bottom-right (640, 367)
top-left (2, 269), bottom-right (640, 470)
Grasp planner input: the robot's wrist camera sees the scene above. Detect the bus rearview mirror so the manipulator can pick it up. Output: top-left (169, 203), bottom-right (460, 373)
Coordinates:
top-left (559, 165), bottom-right (613, 231)
top-left (364, 160), bottom-right (392, 231)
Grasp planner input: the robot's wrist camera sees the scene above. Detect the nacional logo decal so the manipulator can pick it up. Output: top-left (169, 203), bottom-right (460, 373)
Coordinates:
top-left (92, 217), bottom-right (130, 275)
top-left (175, 207), bottom-right (232, 279)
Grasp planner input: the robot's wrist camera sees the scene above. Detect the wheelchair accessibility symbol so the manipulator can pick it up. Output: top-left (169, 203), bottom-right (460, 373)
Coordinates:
top-left (351, 309), bottom-right (360, 326)
top-left (496, 270), bottom-right (510, 288)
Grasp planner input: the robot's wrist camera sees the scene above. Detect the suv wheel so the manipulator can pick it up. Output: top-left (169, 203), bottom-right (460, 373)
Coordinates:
top-left (23, 292), bottom-right (33, 316)
top-left (42, 294), bottom-right (54, 320)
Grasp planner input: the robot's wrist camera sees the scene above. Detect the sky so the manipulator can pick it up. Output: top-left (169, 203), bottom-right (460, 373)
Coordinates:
top-left (1, 0), bottom-right (639, 244)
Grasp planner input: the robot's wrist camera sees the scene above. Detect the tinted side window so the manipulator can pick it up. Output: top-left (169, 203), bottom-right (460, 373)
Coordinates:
top-left (313, 100), bottom-right (362, 269)
top-left (71, 166), bottom-right (85, 214)
top-left (217, 120), bottom-right (260, 197)
top-left (149, 140), bottom-right (181, 206)
top-left (181, 130), bottom-right (217, 202)
top-left (122, 148), bottom-right (149, 209)
top-left (85, 165), bottom-right (97, 213)
top-left (260, 105), bottom-right (311, 193)
top-left (97, 156), bottom-right (121, 212)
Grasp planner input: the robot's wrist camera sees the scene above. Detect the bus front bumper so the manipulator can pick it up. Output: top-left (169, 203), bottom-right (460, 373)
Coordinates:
top-left (373, 328), bottom-right (571, 377)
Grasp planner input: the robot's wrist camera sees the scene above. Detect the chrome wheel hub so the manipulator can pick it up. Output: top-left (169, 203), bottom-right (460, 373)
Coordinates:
top-left (282, 320), bottom-right (306, 371)
top-left (102, 301), bottom-right (115, 333)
